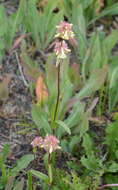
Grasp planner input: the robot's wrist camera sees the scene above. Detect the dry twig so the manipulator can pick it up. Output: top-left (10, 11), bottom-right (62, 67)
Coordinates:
top-left (15, 51), bottom-right (29, 87)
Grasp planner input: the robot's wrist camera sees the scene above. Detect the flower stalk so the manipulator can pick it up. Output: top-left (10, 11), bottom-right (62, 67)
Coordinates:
top-left (53, 62), bottom-right (61, 122)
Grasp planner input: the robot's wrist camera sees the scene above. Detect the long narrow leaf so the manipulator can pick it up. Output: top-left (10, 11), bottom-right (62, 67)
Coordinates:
top-left (56, 120), bottom-right (71, 135)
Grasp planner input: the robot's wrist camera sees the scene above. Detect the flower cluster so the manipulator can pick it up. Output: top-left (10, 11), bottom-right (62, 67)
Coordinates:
top-left (54, 40), bottom-right (70, 59)
top-left (55, 21), bottom-right (75, 40)
top-left (54, 21), bottom-right (75, 63)
top-left (31, 136), bottom-right (43, 147)
top-left (31, 135), bottom-right (61, 154)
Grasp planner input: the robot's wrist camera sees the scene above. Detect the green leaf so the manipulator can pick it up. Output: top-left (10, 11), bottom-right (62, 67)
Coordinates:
top-left (66, 101), bottom-right (85, 128)
top-left (72, 3), bottom-right (86, 38)
top-left (105, 121), bottom-right (118, 146)
top-left (31, 104), bottom-right (52, 134)
top-left (5, 176), bottom-right (15, 190)
top-left (76, 65), bottom-right (108, 100)
top-left (13, 178), bottom-right (24, 190)
top-left (82, 133), bottom-right (93, 156)
top-left (79, 113), bottom-right (89, 138)
top-left (107, 162), bottom-right (118, 173)
top-left (81, 153), bottom-right (100, 171)
top-left (109, 66), bottom-right (118, 89)
top-left (44, 13), bottom-right (63, 48)
top-left (78, 0), bottom-right (95, 9)
top-left (109, 64), bottom-right (118, 111)
top-left (69, 135), bottom-right (81, 152)
top-left (89, 3), bottom-right (118, 25)
top-left (104, 30), bottom-right (118, 57)
top-left (9, 0), bottom-right (26, 47)
top-left (0, 5), bottom-right (8, 36)
top-left (72, 2), bottom-right (87, 60)
top-left (25, 0), bottom-right (41, 48)
top-left (61, 139), bottom-right (69, 153)
top-left (105, 174), bottom-right (118, 190)
top-left (24, 0), bottom-right (62, 49)
top-left (57, 101), bottom-right (85, 139)
top-left (30, 169), bottom-right (49, 183)
top-left (105, 121), bottom-right (118, 157)
top-left (89, 33), bottom-right (102, 71)
top-left (58, 59), bottom-right (73, 119)
top-left (56, 120), bottom-right (71, 135)
top-left (0, 144), bottom-right (10, 163)
top-left (11, 154), bottom-right (34, 176)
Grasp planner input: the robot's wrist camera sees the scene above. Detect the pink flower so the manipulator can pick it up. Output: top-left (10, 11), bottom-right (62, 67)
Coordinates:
top-left (55, 21), bottom-right (75, 40)
top-left (31, 135), bottom-right (61, 154)
top-left (43, 135), bottom-right (61, 154)
top-left (54, 40), bottom-right (70, 60)
top-left (31, 137), bottom-right (43, 148)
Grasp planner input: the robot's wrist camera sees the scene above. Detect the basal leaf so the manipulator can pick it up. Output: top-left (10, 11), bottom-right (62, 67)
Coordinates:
top-left (11, 154), bottom-right (34, 176)
top-left (105, 121), bottom-right (118, 157)
top-left (9, 0), bottom-right (26, 48)
top-left (56, 120), bottom-right (71, 135)
top-left (108, 57), bottom-right (118, 111)
top-left (72, 3), bottom-right (87, 60)
top-left (0, 5), bottom-right (8, 36)
top-left (76, 65), bottom-right (108, 100)
top-left (89, 3), bottom-right (118, 25)
top-left (5, 176), bottom-right (15, 190)
top-left (30, 169), bottom-right (49, 183)
top-left (13, 178), bottom-right (24, 190)
top-left (82, 133), bottom-right (93, 156)
top-left (107, 162), bottom-right (118, 173)
top-left (104, 30), bottom-right (118, 57)
top-left (31, 104), bottom-right (52, 134)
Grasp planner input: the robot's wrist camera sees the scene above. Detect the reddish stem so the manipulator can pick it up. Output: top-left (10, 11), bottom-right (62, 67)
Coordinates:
top-left (53, 63), bottom-right (60, 122)
top-left (98, 184), bottom-right (118, 189)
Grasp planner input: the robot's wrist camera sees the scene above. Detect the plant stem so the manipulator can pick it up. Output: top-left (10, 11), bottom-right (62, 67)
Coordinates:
top-left (98, 184), bottom-right (118, 189)
top-left (53, 63), bottom-right (60, 122)
top-left (48, 153), bottom-right (53, 187)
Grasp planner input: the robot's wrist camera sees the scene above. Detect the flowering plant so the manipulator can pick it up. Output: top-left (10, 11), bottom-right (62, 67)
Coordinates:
top-left (30, 20), bottom-right (75, 187)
